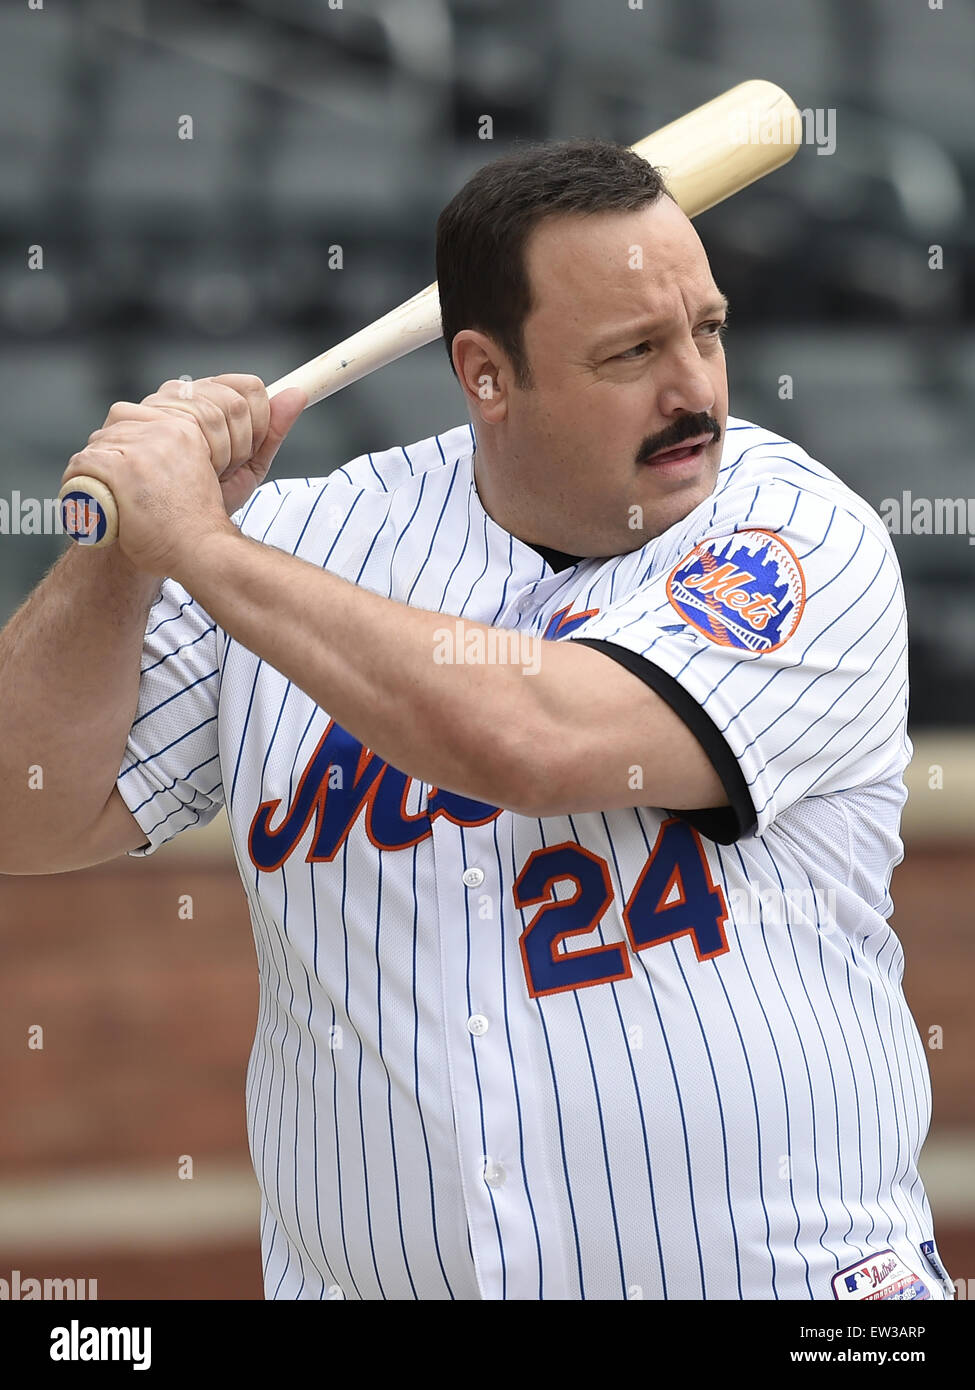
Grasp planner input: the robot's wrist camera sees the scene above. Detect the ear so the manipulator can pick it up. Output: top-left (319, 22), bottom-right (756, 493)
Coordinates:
top-left (451, 330), bottom-right (510, 424)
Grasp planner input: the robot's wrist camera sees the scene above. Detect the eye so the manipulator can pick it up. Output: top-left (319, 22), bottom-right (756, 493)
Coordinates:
top-left (700, 319), bottom-right (729, 341)
top-left (614, 341), bottom-right (652, 361)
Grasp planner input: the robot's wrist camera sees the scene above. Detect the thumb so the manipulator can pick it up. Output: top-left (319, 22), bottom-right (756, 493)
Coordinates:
top-left (251, 386), bottom-right (308, 473)
top-left (264, 386), bottom-right (305, 450)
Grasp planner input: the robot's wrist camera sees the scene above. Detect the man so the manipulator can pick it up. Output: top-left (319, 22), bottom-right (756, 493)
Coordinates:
top-left (0, 140), bottom-right (952, 1301)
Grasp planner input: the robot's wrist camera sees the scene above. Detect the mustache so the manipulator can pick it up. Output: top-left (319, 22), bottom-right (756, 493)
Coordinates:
top-left (637, 414), bottom-right (722, 463)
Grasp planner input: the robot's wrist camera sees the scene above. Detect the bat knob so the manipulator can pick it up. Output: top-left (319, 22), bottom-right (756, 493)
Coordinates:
top-left (58, 476), bottom-right (119, 548)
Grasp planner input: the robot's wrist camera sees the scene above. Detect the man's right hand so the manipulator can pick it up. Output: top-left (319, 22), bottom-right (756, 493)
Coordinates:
top-left (78, 373), bottom-right (307, 519)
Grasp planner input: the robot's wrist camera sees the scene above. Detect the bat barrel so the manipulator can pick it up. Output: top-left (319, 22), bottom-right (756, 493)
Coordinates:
top-left (633, 79), bottom-right (801, 217)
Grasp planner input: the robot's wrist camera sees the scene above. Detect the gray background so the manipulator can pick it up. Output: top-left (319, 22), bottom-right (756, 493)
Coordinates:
top-left (2, 0), bottom-right (973, 722)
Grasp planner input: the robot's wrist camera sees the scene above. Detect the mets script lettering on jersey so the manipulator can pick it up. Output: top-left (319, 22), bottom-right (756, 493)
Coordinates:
top-left (248, 609), bottom-right (600, 871)
top-left (248, 719), bottom-right (501, 871)
top-left (116, 416), bottom-right (950, 1302)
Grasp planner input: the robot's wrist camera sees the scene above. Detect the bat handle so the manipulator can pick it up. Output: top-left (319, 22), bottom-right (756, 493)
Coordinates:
top-left (57, 383), bottom-right (302, 549)
top-left (58, 476), bottom-right (119, 548)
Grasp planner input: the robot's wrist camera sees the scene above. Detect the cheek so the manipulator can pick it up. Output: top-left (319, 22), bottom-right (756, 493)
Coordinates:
top-left (712, 359), bottom-right (730, 410)
top-left (529, 386), bottom-right (604, 447)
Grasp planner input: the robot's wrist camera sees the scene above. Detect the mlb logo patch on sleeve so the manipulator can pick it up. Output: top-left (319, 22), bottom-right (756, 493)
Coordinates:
top-left (832, 1250), bottom-right (931, 1301)
top-left (666, 529), bottom-right (805, 653)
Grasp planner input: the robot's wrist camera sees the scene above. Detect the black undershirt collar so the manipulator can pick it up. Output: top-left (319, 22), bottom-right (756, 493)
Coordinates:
top-left (527, 541), bottom-right (587, 573)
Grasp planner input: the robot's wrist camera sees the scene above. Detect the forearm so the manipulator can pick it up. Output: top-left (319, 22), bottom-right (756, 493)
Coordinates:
top-left (177, 528), bottom-right (543, 809)
top-left (0, 545), bottom-right (160, 868)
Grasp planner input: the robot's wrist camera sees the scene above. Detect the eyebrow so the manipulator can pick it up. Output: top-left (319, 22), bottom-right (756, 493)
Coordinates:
top-left (592, 293), bottom-right (731, 356)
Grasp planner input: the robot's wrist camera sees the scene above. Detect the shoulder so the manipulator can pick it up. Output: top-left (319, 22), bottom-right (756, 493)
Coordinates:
top-left (657, 416), bottom-right (897, 570)
top-left (334, 422), bottom-right (476, 492)
top-left (596, 416), bottom-right (905, 651)
top-left (711, 416), bottom-right (891, 539)
top-left (230, 422), bottom-right (476, 551)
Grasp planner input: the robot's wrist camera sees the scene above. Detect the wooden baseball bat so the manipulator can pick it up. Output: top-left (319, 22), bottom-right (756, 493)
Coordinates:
top-left (59, 78), bottom-right (801, 547)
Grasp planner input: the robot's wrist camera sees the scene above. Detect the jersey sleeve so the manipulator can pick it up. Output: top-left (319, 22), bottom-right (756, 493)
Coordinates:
top-left (567, 486), bottom-right (910, 841)
top-left (115, 578), bottom-right (223, 856)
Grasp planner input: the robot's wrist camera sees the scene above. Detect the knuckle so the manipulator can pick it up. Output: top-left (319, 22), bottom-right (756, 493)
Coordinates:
top-left (191, 395), bottom-right (230, 434)
top-left (172, 412), bottom-right (201, 437)
top-left (218, 372), bottom-right (264, 392)
top-left (157, 412), bottom-right (197, 443)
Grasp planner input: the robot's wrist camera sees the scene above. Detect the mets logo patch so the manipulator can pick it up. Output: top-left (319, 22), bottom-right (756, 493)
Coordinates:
top-left (666, 529), bottom-right (805, 653)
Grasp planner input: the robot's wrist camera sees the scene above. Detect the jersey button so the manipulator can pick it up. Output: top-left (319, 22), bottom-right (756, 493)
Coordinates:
top-left (483, 1159), bottom-right (505, 1189)
top-left (462, 867), bottom-right (485, 888)
top-left (467, 1013), bottom-right (489, 1036)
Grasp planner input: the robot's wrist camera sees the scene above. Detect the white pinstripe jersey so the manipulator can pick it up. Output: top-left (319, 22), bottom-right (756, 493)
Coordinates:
top-left (116, 415), bottom-right (952, 1302)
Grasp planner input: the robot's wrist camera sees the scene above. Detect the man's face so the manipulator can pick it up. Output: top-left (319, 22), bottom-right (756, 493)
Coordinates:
top-left (502, 197), bottom-right (729, 554)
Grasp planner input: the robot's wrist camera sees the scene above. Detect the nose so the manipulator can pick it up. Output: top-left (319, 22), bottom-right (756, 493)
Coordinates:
top-left (655, 338), bottom-right (718, 419)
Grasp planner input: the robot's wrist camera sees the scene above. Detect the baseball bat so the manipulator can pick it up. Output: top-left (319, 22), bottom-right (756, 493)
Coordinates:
top-left (59, 78), bottom-right (801, 547)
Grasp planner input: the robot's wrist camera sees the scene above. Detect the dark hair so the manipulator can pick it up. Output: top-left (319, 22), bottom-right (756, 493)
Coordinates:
top-left (435, 138), bottom-right (672, 388)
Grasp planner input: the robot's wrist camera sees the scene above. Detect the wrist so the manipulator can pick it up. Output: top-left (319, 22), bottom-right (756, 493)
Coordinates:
top-left (167, 516), bottom-right (243, 592)
top-left (66, 535), bottom-right (164, 603)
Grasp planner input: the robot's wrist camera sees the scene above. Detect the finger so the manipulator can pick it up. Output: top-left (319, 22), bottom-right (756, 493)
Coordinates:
top-left (161, 374), bottom-right (268, 468)
top-left (149, 375), bottom-right (265, 472)
top-left (246, 387), bottom-right (306, 476)
top-left (100, 401), bottom-right (174, 433)
top-left (218, 387), bottom-right (305, 503)
top-left (61, 443), bottom-right (126, 489)
top-left (141, 385), bottom-right (237, 474)
top-left (208, 374), bottom-right (272, 453)
top-left (88, 417), bottom-right (168, 445)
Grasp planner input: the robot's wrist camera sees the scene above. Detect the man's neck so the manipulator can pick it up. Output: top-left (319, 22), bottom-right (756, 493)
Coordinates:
top-left (472, 440), bottom-right (585, 572)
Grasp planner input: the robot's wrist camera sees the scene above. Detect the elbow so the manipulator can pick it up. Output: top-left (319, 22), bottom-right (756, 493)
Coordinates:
top-left (0, 846), bottom-right (70, 875)
top-left (0, 837), bottom-right (41, 875)
top-left (0, 854), bottom-right (52, 876)
top-left (496, 719), bottom-right (570, 820)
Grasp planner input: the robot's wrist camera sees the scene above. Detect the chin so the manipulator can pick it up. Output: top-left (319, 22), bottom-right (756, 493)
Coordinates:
top-left (639, 474), bottom-right (717, 540)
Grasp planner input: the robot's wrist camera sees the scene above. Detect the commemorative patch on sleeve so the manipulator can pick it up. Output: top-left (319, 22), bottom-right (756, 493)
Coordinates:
top-left (665, 529), bottom-right (805, 653)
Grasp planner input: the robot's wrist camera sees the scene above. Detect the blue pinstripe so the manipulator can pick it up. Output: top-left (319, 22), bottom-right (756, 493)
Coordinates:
top-left (509, 830), bottom-right (585, 1298)
top-left (841, 948), bottom-right (897, 1244)
top-left (490, 816), bottom-right (544, 1298)
top-left (714, 844), bottom-right (778, 1294)
top-left (373, 850), bottom-right (420, 1299)
top-left (731, 844), bottom-right (813, 1295)
top-left (757, 843), bottom-right (840, 1269)
top-left (460, 827), bottom-right (507, 1298)
top-left (599, 811), bottom-right (670, 1297)
top-left (408, 841), bottom-right (456, 1299)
